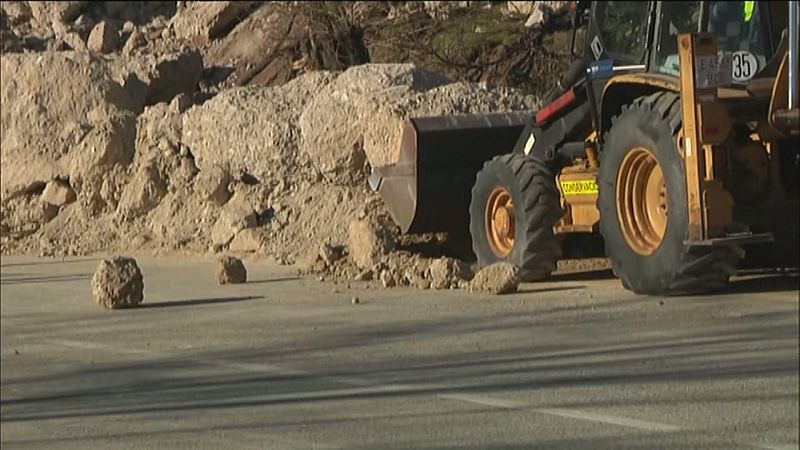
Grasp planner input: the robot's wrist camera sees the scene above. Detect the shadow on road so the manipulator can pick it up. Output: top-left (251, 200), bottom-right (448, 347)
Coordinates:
top-left (245, 277), bottom-right (301, 285)
top-left (0, 258), bottom-right (100, 268)
top-left (0, 273), bottom-right (93, 286)
top-left (140, 296), bottom-right (263, 309)
top-left (516, 285), bottom-right (585, 294)
top-left (549, 269), bottom-right (615, 282)
top-left (727, 274), bottom-right (800, 294)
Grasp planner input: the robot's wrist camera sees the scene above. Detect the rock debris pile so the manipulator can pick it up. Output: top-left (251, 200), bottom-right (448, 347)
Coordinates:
top-left (1, 1), bottom-right (554, 291)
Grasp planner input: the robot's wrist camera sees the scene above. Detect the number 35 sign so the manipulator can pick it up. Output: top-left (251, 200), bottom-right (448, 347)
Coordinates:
top-left (731, 51), bottom-right (758, 82)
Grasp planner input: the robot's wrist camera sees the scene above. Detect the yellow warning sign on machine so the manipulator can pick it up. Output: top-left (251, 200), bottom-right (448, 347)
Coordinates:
top-left (560, 179), bottom-right (599, 195)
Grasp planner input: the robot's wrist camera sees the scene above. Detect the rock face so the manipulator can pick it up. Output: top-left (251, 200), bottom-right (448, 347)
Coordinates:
top-left (469, 262), bottom-right (520, 295)
top-left (1, 52), bottom-right (138, 203)
top-left (215, 255), bottom-right (247, 284)
top-left (91, 256), bottom-right (144, 309)
top-left (348, 217), bottom-right (397, 270)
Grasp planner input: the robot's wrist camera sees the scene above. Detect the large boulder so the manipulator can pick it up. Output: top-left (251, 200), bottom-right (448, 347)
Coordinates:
top-left (87, 20), bottom-right (119, 54)
top-left (1, 195), bottom-right (59, 239)
top-left (170, 1), bottom-right (256, 46)
top-left (428, 257), bottom-right (471, 290)
top-left (348, 216), bottom-right (397, 270)
top-left (40, 179), bottom-right (77, 207)
top-left (194, 165), bottom-right (231, 206)
top-left (1, 52), bottom-right (138, 204)
top-left (92, 256), bottom-right (144, 309)
top-left (121, 27), bottom-right (146, 56)
top-left (0, 11), bottom-right (21, 53)
top-left (182, 71), bottom-right (336, 180)
top-left (215, 255), bottom-right (247, 284)
top-left (29, 1), bottom-right (87, 26)
top-left (110, 50), bottom-right (203, 112)
top-left (205, 2), bottom-right (372, 87)
top-left (1, 2), bottom-right (33, 26)
top-left (363, 82), bottom-right (537, 168)
top-left (182, 86), bottom-right (291, 178)
top-left (204, 3), bottom-right (302, 87)
top-left (298, 64), bottom-right (449, 185)
top-left (133, 102), bottom-right (187, 181)
top-left (210, 192), bottom-right (257, 247)
top-left (116, 161), bottom-right (168, 221)
top-left (469, 262), bottom-right (520, 295)
top-left (135, 101), bottom-right (183, 149)
top-left (228, 228), bottom-right (264, 253)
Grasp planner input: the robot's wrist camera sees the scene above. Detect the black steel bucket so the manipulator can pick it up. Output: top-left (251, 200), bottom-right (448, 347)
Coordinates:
top-left (369, 111), bottom-right (531, 235)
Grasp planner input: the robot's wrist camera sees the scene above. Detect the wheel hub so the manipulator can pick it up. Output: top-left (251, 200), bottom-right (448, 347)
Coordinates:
top-left (616, 147), bottom-right (669, 256)
top-left (494, 206), bottom-right (512, 235)
top-left (485, 187), bottom-right (515, 257)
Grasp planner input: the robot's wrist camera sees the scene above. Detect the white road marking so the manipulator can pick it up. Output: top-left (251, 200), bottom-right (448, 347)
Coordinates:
top-left (36, 337), bottom-right (685, 434)
top-left (436, 395), bottom-right (682, 432)
top-left (750, 444), bottom-right (800, 450)
top-left (41, 338), bottom-right (154, 356)
top-left (533, 407), bottom-right (682, 432)
top-left (438, 393), bottom-right (527, 409)
top-left (34, 337), bottom-right (799, 448)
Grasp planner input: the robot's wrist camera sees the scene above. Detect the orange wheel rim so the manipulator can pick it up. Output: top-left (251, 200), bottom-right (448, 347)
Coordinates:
top-left (485, 187), bottom-right (515, 257)
top-left (616, 147), bottom-right (668, 256)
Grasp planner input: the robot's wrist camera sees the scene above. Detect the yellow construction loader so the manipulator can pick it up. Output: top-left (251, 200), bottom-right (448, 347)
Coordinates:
top-left (370, 1), bottom-right (799, 295)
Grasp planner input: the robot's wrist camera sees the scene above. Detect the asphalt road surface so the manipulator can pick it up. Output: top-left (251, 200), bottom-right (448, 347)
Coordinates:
top-left (1, 255), bottom-right (798, 449)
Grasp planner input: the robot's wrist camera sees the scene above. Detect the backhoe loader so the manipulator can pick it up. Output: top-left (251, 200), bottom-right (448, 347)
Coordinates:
top-left (370, 0), bottom-right (799, 295)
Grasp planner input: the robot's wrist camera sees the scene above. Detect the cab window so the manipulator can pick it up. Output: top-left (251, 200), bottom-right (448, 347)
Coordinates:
top-left (653, 1), bottom-right (773, 83)
top-left (653, 1), bottom-right (702, 76)
top-left (708, 1), bottom-right (771, 82)
top-left (594, 1), bottom-right (650, 62)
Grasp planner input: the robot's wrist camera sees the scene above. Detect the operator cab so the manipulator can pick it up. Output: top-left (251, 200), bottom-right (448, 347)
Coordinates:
top-left (577, 1), bottom-right (784, 84)
top-left (654, 1), bottom-right (775, 84)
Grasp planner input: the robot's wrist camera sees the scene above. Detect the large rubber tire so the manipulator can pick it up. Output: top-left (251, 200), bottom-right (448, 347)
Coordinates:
top-left (598, 92), bottom-right (742, 295)
top-left (469, 154), bottom-right (563, 281)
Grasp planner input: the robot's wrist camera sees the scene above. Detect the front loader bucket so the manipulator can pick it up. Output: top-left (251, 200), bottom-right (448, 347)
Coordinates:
top-left (369, 111), bottom-right (531, 235)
